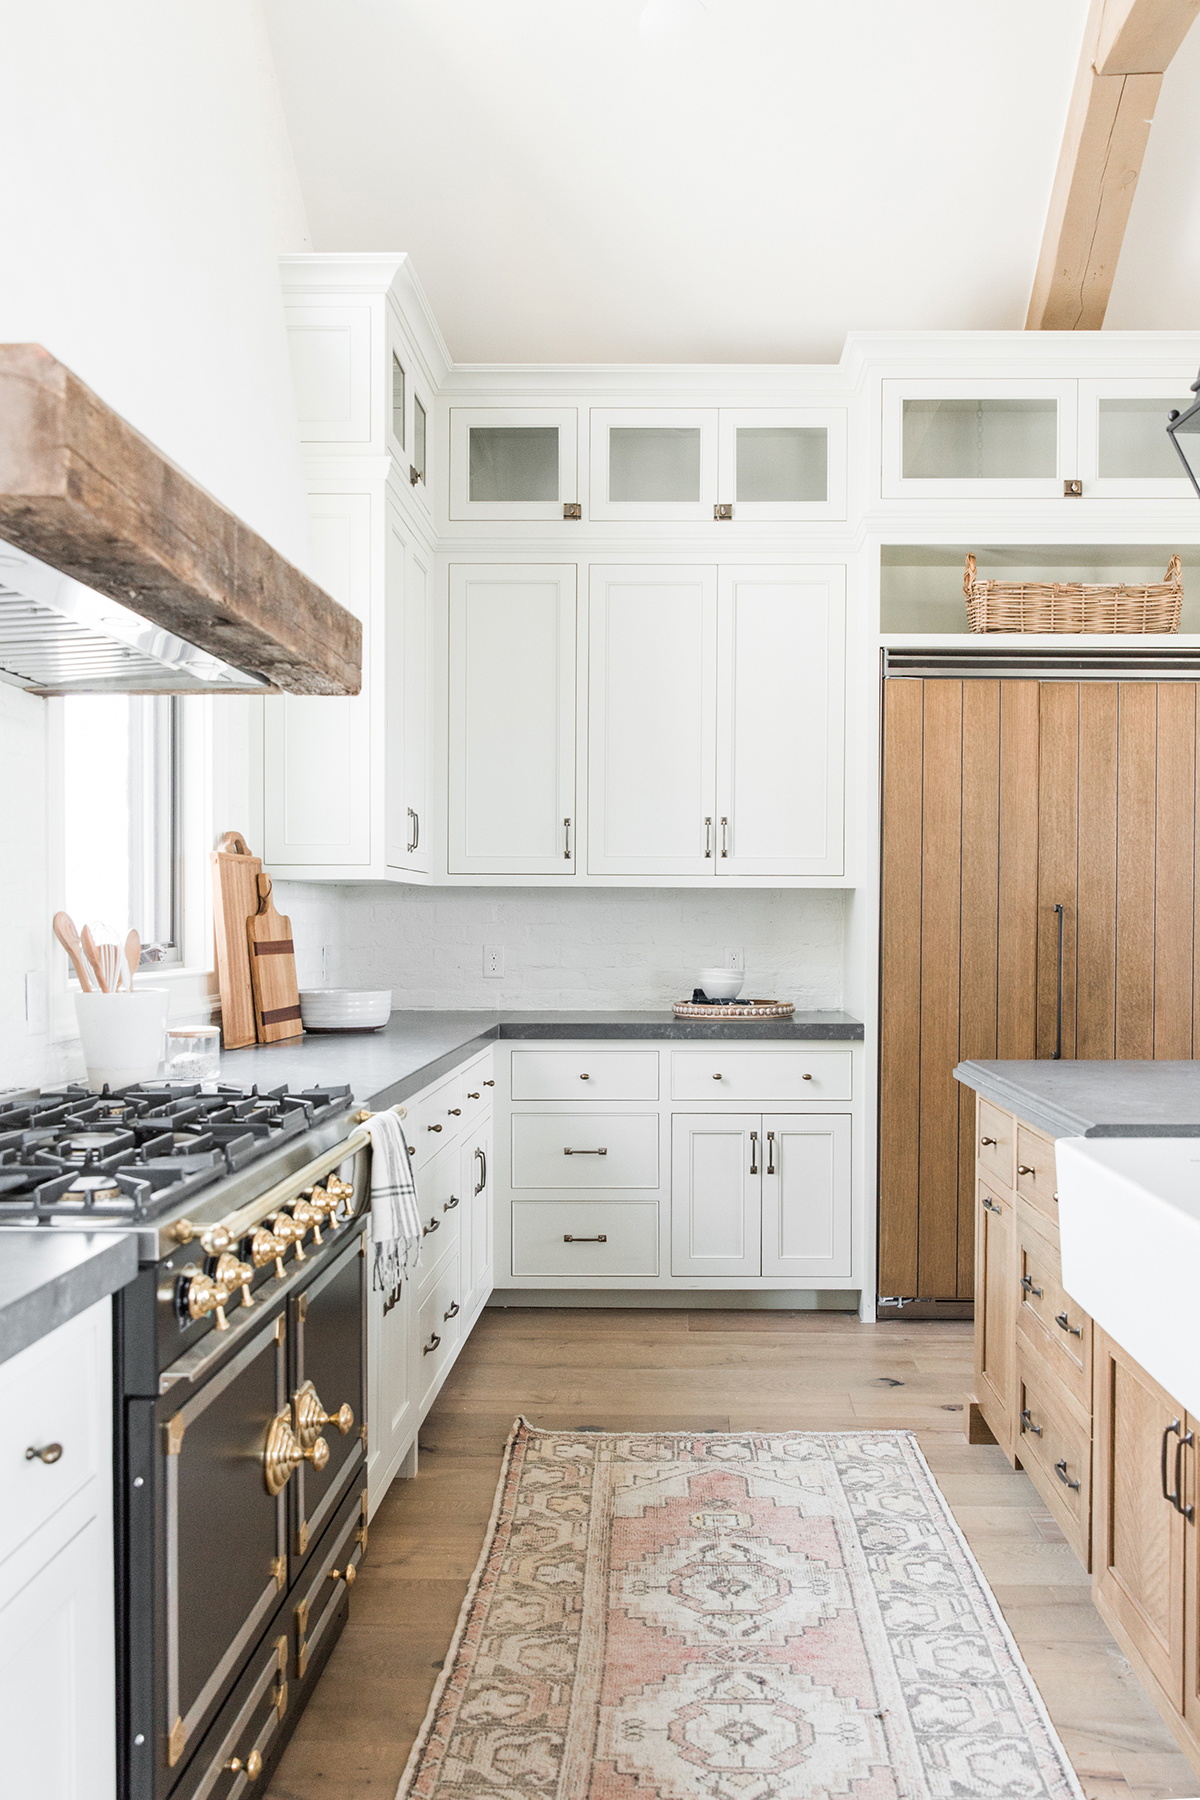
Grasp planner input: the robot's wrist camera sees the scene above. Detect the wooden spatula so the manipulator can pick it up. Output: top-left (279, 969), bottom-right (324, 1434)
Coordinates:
top-left (80, 923), bottom-right (109, 992)
top-left (53, 912), bottom-right (94, 991)
top-left (246, 874), bottom-right (303, 1043)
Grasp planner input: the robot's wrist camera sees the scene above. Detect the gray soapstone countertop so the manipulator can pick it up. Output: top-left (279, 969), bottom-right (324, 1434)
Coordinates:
top-left (0, 1231), bottom-right (139, 1367)
top-left (954, 1059), bottom-right (1200, 1139)
top-left (222, 1009), bottom-right (864, 1112)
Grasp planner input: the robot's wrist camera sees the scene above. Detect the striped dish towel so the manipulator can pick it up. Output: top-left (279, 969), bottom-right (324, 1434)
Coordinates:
top-left (361, 1110), bottom-right (422, 1294)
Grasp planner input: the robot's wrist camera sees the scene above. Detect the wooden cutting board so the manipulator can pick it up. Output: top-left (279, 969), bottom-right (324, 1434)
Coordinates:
top-left (211, 831), bottom-right (261, 1050)
top-left (246, 874), bottom-right (303, 1043)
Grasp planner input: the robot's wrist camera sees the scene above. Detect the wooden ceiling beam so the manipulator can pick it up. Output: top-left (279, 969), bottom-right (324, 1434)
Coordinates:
top-left (1026, 0), bottom-right (1200, 331)
top-left (0, 344), bottom-right (361, 695)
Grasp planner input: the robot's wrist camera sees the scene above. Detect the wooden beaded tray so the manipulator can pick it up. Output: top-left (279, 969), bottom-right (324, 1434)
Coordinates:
top-left (672, 999), bottom-right (795, 1019)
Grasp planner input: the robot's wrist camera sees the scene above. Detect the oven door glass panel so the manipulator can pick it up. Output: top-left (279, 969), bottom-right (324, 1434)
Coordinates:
top-left (290, 1234), bottom-right (365, 1565)
top-left (162, 1321), bottom-right (285, 1767)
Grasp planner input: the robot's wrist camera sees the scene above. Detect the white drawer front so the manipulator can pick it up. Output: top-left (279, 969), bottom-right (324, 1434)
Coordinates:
top-left (511, 1113), bottom-right (659, 1189)
top-left (511, 1049), bottom-right (659, 1102)
top-left (460, 1054), bottom-right (495, 1125)
top-left (513, 1203), bottom-right (659, 1276)
top-left (671, 1048), bottom-right (852, 1102)
top-left (418, 1253), bottom-right (461, 1409)
top-left (1, 1299), bottom-right (108, 1568)
top-left (410, 1073), bottom-right (463, 1164)
top-left (415, 1142), bottom-right (463, 1294)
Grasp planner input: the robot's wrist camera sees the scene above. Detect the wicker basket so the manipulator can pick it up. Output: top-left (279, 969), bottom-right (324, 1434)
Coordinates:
top-left (963, 553), bottom-right (1182, 634)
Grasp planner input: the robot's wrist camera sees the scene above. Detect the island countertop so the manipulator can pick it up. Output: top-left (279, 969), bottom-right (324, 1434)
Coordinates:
top-left (954, 1058), bottom-right (1200, 1140)
top-left (221, 1009), bottom-right (864, 1112)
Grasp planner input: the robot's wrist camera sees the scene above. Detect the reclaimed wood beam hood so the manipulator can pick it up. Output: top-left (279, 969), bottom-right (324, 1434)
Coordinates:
top-left (0, 344), bottom-right (361, 695)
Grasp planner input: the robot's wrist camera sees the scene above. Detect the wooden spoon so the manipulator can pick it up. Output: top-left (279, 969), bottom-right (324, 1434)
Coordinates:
top-left (122, 928), bottom-right (141, 991)
top-left (53, 912), bottom-right (94, 992)
top-left (81, 923), bottom-right (110, 992)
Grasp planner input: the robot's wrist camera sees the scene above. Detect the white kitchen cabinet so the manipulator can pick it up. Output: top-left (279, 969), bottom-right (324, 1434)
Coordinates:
top-left (365, 1230), bottom-right (414, 1509)
top-left (1077, 379), bottom-right (1197, 497)
top-left (462, 1115), bottom-right (493, 1319)
top-left (716, 566), bottom-right (845, 876)
top-left (761, 1113), bottom-right (852, 1279)
top-left (589, 409), bottom-right (719, 520)
top-left (386, 507), bottom-right (430, 875)
top-left (671, 1114), bottom-right (762, 1278)
top-left (587, 565), bottom-right (718, 875)
top-left (0, 1298), bottom-right (115, 1800)
top-left (449, 564), bottom-right (577, 874)
top-left (450, 408), bottom-right (579, 520)
top-left (882, 379), bottom-right (1076, 498)
top-left (716, 409), bottom-right (847, 521)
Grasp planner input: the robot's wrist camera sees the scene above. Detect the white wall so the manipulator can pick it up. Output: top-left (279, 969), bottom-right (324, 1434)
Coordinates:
top-left (0, 2), bottom-right (311, 1093)
top-left (274, 884), bottom-right (847, 1012)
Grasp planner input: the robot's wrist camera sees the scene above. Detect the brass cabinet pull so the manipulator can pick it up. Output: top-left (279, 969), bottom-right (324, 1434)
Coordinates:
top-left (224, 1752), bottom-right (263, 1780)
top-left (447, 1108), bottom-right (461, 1116)
top-left (801, 1073), bottom-right (813, 1081)
top-left (982, 1195), bottom-right (1002, 1215)
top-left (468, 1091), bottom-right (481, 1099)
top-left (564, 1234), bottom-right (607, 1243)
top-left (564, 1147), bottom-right (607, 1156)
top-left (766, 1131), bottom-right (775, 1175)
top-left (444, 1195), bottom-right (460, 1210)
top-left (720, 816), bottom-right (729, 858)
top-left (980, 1135), bottom-right (997, 1146)
top-left (25, 1442), bottom-right (63, 1464)
top-left (704, 816), bottom-right (713, 858)
top-left (422, 1333), bottom-right (442, 1355)
top-left (428, 1123), bottom-right (442, 1133)
top-left (1054, 1310), bottom-right (1082, 1338)
top-left (444, 1301), bottom-right (460, 1321)
top-left (579, 1072), bottom-right (590, 1080)
top-left (482, 1080), bottom-right (495, 1087)
top-left (422, 1216), bottom-right (441, 1236)
top-left (1054, 1459), bottom-right (1081, 1492)
top-left (1020, 1274), bottom-right (1043, 1298)
top-left (712, 1072), bottom-right (722, 1081)
top-left (264, 1409), bottom-right (328, 1496)
top-left (1019, 1408), bottom-right (1042, 1437)
top-left (1017, 1164), bottom-right (1036, 1177)
top-left (293, 1380), bottom-right (353, 1447)
top-left (327, 1564), bottom-right (356, 1587)
top-left (750, 1130), bottom-right (758, 1175)
top-left (564, 816), bottom-right (572, 860)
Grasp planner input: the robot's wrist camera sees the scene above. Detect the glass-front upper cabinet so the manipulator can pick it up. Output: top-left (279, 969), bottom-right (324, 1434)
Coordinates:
top-left (1077, 380), bottom-right (1197, 497)
top-left (716, 409), bottom-right (846, 520)
top-left (590, 409), bottom-right (718, 520)
top-left (882, 380), bottom-right (1077, 498)
top-left (449, 409), bottom-right (579, 520)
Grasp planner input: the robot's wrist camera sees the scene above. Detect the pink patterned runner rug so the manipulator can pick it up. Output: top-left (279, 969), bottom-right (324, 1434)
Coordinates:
top-left (397, 1422), bottom-right (1084, 1800)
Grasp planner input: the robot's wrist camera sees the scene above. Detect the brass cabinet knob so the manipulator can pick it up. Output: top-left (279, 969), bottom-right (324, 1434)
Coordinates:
top-left (447, 1107), bottom-right (461, 1116)
top-left (224, 1751), bottom-right (263, 1780)
top-left (801, 1073), bottom-right (813, 1081)
top-left (712, 1073), bottom-right (722, 1080)
top-left (249, 1226), bottom-right (287, 1280)
top-left (467, 1092), bottom-right (480, 1099)
top-left (264, 1409), bottom-right (329, 1495)
top-left (328, 1564), bottom-right (356, 1586)
top-left (427, 1123), bottom-right (442, 1133)
top-left (482, 1080), bottom-right (495, 1087)
top-left (980, 1135), bottom-right (997, 1146)
top-left (293, 1379), bottom-right (354, 1448)
top-left (25, 1442), bottom-right (63, 1464)
top-left (214, 1252), bottom-right (255, 1310)
top-left (1017, 1164), bottom-right (1036, 1177)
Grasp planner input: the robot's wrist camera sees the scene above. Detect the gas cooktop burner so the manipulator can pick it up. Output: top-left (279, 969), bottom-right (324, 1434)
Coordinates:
top-left (0, 1080), bottom-right (354, 1224)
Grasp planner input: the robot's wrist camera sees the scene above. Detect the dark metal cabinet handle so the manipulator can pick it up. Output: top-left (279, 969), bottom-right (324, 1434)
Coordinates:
top-left (422, 1216), bottom-right (441, 1236)
top-left (475, 1147), bottom-right (487, 1193)
top-left (444, 1301), bottom-right (460, 1321)
top-left (1019, 1408), bottom-right (1043, 1438)
top-left (1017, 1164), bottom-right (1036, 1177)
top-left (982, 1195), bottom-right (1002, 1215)
top-left (720, 816), bottom-right (729, 858)
top-left (704, 816), bottom-right (713, 858)
top-left (564, 1234), bottom-right (607, 1243)
top-left (1020, 1274), bottom-right (1043, 1298)
top-left (406, 806), bottom-right (420, 854)
top-left (980, 1135), bottom-right (997, 1146)
top-left (25, 1442), bottom-right (63, 1464)
top-left (564, 1147), bottom-right (607, 1156)
top-left (422, 1333), bottom-right (441, 1355)
top-left (1162, 1420), bottom-right (1183, 1507)
top-left (1054, 1311), bottom-right (1082, 1337)
top-left (766, 1131), bottom-right (775, 1175)
top-left (444, 1195), bottom-right (460, 1210)
top-left (750, 1130), bottom-right (758, 1175)
top-left (564, 816), bottom-right (572, 860)
top-left (1054, 1459), bottom-right (1081, 1492)
top-left (1177, 1429), bottom-right (1196, 1519)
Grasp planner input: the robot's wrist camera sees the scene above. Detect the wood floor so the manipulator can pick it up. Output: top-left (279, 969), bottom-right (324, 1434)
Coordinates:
top-left (267, 1308), bottom-right (1200, 1800)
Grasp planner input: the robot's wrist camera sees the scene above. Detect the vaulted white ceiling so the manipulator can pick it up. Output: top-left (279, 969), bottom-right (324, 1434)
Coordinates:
top-left (263, 0), bottom-right (1200, 364)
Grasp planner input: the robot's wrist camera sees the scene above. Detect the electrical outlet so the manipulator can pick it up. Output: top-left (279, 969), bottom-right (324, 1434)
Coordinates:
top-left (724, 947), bottom-right (744, 972)
top-left (483, 945), bottom-right (505, 979)
top-left (25, 970), bottom-right (48, 1035)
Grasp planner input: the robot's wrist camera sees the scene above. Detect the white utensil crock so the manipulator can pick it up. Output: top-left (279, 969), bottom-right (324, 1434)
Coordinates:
top-left (73, 989), bottom-right (169, 1090)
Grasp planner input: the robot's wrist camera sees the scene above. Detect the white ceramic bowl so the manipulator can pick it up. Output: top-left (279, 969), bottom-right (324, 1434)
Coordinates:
top-left (697, 968), bottom-right (744, 1001)
top-left (299, 988), bottom-right (392, 1032)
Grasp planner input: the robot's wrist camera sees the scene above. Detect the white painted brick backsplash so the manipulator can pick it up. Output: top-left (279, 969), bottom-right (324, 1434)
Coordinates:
top-left (274, 883), bottom-right (846, 1011)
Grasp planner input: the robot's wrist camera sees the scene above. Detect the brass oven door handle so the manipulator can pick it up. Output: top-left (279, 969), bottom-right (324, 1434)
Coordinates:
top-left (327, 1564), bottom-right (357, 1587)
top-left (1054, 1310), bottom-right (1082, 1337)
top-left (224, 1752), bottom-right (263, 1780)
top-left (564, 1147), bottom-right (607, 1156)
top-left (293, 1380), bottom-right (354, 1448)
top-left (264, 1410), bottom-right (329, 1495)
top-left (564, 1234), bottom-right (607, 1243)
top-left (1054, 1459), bottom-right (1081, 1492)
top-left (1020, 1275), bottom-right (1043, 1298)
top-left (422, 1333), bottom-right (441, 1355)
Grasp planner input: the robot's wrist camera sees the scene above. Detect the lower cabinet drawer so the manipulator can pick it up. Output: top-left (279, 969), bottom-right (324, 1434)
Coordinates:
top-left (415, 1144), bottom-right (462, 1287)
top-left (512, 1202), bottom-right (660, 1277)
top-left (172, 1621), bottom-right (290, 1800)
top-left (0, 1296), bottom-right (107, 1568)
top-left (1015, 1125), bottom-right (1058, 1225)
top-left (418, 1254), bottom-right (462, 1408)
top-left (293, 1482), bottom-right (367, 1681)
top-left (512, 1049), bottom-right (659, 1101)
top-left (1015, 1199), bottom-right (1091, 1415)
top-left (1015, 1353), bottom-right (1092, 1569)
top-left (672, 1049), bottom-right (852, 1103)
top-left (511, 1112), bottom-right (659, 1188)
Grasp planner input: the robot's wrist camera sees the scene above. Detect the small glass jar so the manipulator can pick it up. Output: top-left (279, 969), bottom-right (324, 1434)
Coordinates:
top-left (164, 1026), bottom-right (221, 1089)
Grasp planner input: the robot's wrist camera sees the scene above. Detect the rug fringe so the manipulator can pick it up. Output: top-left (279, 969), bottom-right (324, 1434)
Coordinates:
top-left (393, 1417), bottom-right (528, 1800)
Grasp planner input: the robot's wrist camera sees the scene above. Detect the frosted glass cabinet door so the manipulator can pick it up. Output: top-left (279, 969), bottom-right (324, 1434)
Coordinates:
top-left (590, 409), bottom-right (718, 519)
top-left (385, 509), bottom-right (429, 875)
top-left (671, 1115), bottom-right (761, 1277)
top-left (588, 565), bottom-right (717, 875)
top-left (761, 1114), bottom-right (851, 1279)
top-left (716, 410), bottom-right (847, 520)
top-left (1077, 380), bottom-right (1197, 495)
top-left (450, 408), bottom-right (579, 520)
top-left (449, 565), bottom-right (577, 874)
top-left (882, 380), bottom-right (1076, 497)
top-left (716, 567), bottom-right (845, 876)
top-left (264, 491), bottom-right (372, 868)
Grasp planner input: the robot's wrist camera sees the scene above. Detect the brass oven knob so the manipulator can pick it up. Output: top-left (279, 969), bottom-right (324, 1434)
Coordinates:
top-left (263, 1409), bottom-right (329, 1495)
top-left (184, 1270), bottom-right (232, 1331)
top-left (224, 1751), bottom-right (263, 1780)
top-left (291, 1197), bottom-right (322, 1244)
top-left (326, 1174), bottom-right (354, 1203)
top-left (270, 1211), bottom-right (307, 1262)
top-left (293, 1379), bottom-right (354, 1448)
top-left (214, 1252), bottom-right (255, 1310)
top-left (200, 1223), bottom-right (233, 1256)
top-left (249, 1226), bottom-right (287, 1280)
top-left (327, 1564), bottom-right (356, 1586)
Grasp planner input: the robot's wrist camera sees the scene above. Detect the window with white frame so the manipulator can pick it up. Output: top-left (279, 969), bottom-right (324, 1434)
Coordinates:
top-left (61, 694), bottom-right (182, 966)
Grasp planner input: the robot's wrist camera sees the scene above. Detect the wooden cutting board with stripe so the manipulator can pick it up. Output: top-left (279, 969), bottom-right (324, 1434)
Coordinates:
top-left (211, 831), bottom-right (261, 1050)
top-left (246, 873), bottom-right (303, 1043)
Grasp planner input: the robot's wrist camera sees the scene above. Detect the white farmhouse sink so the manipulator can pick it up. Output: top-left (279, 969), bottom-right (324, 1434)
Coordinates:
top-left (1057, 1137), bottom-right (1200, 1415)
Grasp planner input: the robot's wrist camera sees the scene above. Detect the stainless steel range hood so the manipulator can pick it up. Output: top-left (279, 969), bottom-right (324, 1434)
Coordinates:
top-left (0, 542), bottom-right (272, 694)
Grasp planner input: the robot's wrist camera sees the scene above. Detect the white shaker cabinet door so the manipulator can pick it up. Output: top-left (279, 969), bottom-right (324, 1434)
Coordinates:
top-left (671, 1114), bottom-right (761, 1278)
top-left (761, 1114), bottom-right (851, 1279)
top-left (264, 490), bottom-right (373, 868)
top-left (386, 511), bottom-right (430, 874)
top-left (716, 566), bottom-right (845, 876)
top-left (588, 566), bottom-right (717, 875)
top-left (449, 565), bottom-right (577, 874)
